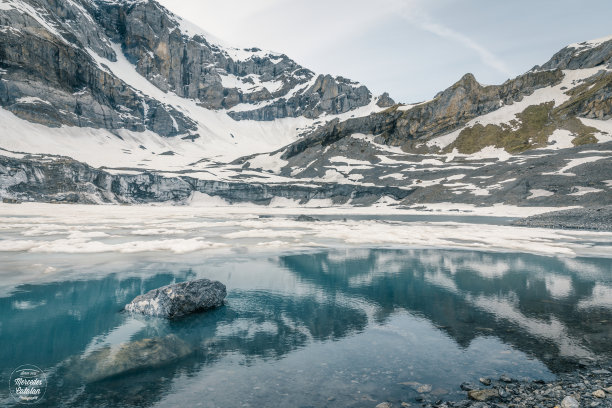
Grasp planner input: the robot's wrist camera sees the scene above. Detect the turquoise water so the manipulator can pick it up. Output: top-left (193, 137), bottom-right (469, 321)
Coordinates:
top-left (0, 249), bottom-right (610, 407)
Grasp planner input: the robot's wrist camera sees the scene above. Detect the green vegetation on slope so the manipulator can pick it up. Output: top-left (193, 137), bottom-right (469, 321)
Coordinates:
top-left (439, 70), bottom-right (612, 155)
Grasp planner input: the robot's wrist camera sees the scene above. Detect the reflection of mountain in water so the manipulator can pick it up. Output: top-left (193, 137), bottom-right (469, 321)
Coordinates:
top-left (0, 265), bottom-right (368, 407)
top-left (0, 269), bottom-right (196, 372)
top-left (0, 249), bottom-right (609, 407)
top-left (280, 250), bottom-right (612, 371)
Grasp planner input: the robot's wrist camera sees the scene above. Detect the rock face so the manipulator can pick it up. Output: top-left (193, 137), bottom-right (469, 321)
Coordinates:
top-left (539, 37), bottom-right (612, 70)
top-left (0, 0), bottom-right (381, 135)
top-left (1, 2), bottom-right (611, 212)
top-left (1, 139), bottom-right (610, 213)
top-left (125, 279), bottom-right (227, 319)
top-left (228, 74), bottom-right (373, 121)
top-left (280, 69), bottom-right (564, 159)
top-left (278, 36), bottom-right (612, 159)
top-left (0, 0), bottom-right (197, 136)
top-left (0, 154), bottom-right (414, 205)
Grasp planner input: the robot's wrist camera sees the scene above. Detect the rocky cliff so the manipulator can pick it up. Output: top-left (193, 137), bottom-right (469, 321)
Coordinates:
top-left (0, 1), bottom-right (610, 209)
top-left (0, 0), bottom-right (385, 139)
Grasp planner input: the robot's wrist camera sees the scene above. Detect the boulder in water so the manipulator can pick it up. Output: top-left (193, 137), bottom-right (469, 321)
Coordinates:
top-left (125, 279), bottom-right (226, 319)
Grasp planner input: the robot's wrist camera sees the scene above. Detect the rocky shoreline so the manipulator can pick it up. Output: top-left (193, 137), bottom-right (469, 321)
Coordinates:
top-left (375, 361), bottom-right (612, 408)
top-left (513, 206), bottom-right (612, 231)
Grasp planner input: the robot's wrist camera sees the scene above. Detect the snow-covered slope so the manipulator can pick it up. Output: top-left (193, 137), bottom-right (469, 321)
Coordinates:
top-left (0, 0), bottom-right (389, 166)
top-left (0, 0), bottom-right (610, 210)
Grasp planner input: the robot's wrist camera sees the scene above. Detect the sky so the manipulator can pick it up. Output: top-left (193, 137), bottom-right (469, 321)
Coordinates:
top-left (158, 0), bottom-right (612, 103)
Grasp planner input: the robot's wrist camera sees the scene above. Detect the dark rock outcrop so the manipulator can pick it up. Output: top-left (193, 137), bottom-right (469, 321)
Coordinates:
top-left (125, 278), bottom-right (227, 319)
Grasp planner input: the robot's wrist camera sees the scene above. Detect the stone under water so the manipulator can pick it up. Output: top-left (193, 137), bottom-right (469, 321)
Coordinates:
top-left (65, 334), bottom-right (193, 383)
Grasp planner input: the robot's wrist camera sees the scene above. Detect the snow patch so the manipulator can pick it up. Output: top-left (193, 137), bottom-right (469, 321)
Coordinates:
top-left (546, 156), bottom-right (608, 176)
top-left (15, 96), bottom-right (51, 105)
top-left (329, 156), bottom-right (372, 166)
top-left (528, 189), bottom-right (554, 199)
top-left (467, 146), bottom-right (512, 162)
top-left (247, 152), bottom-right (288, 174)
top-left (578, 118), bottom-right (612, 144)
top-left (380, 173), bottom-right (404, 180)
top-left (545, 129), bottom-right (575, 150)
top-left (568, 35), bottom-right (612, 52)
top-left (568, 187), bottom-right (604, 196)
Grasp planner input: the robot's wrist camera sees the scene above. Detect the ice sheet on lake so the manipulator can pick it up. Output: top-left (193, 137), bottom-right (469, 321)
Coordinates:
top-left (0, 204), bottom-right (610, 268)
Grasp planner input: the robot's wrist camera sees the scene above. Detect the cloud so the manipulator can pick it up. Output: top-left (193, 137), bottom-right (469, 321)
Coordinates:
top-left (389, 0), bottom-right (513, 78)
top-left (159, 0), bottom-right (402, 58)
top-left (415, 18), bottom-right (513, 77)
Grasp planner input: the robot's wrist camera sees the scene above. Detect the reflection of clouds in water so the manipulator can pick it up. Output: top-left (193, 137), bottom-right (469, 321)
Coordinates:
top-left (561, 258), bottom-right (611, 280)
top-left (326, 248), bottom-right (372, 263)
top-left (301, 249), bottom-right (609, 364)
top-left (423, 270), bottom-right (459, 294)
top-left (1, 246), bottom-right (610, 408)
top-left (578, 284), bottom-right (612, 310)
top-left (347, 251), bottom-right (407, 286)
top-left (413, 254), bottom-right (591, 360)
top-left (545, 275), bottom-right (573, 299)
top-left (463, 258), bottom-right (511, 279)
top-left (471, 295), bottom-right (594, 359)
top-left (373, 251), bottom-right (405, 274)
top-left (12, 300), bottom-right (47, 310)
top-left (409, 250), bottom-right (529, 279)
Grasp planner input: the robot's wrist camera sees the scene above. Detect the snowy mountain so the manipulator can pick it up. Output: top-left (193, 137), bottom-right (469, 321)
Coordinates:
top-left (0, 0), bottom-right (390, 164)
top-left (0, 0), bottom-right (611, 210)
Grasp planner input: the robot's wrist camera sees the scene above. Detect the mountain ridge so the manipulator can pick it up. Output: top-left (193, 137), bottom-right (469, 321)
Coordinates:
top-left (0, 0), bottom-right (389, 154)
top-left (0, 0), bottom-right (611, 211)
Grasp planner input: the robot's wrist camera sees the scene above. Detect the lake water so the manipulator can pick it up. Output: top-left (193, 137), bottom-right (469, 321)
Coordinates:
top-left (1, 247), bottom-right (610, 408)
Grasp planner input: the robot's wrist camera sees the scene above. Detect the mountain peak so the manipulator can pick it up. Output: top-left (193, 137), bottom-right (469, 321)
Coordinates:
top-left (539, 33), bottom-right (612, 71)
top-left (456, 73), bottom-right (480, 87)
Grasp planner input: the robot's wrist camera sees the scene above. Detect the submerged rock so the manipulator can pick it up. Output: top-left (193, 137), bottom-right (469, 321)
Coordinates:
top-left (399, 382), bottom-right (432, 394)
top-left (460, 382), bottom-right (479, 391)
top-left (66, 334), bottom-right (192, 383)
top-left (468, 389), bottom-right (499, 401)
top-left (125, 279), bottom-right (226, 319)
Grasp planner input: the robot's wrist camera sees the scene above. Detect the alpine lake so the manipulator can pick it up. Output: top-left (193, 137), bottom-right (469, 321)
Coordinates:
top-left (0, 209), bottom-right (611, 407)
